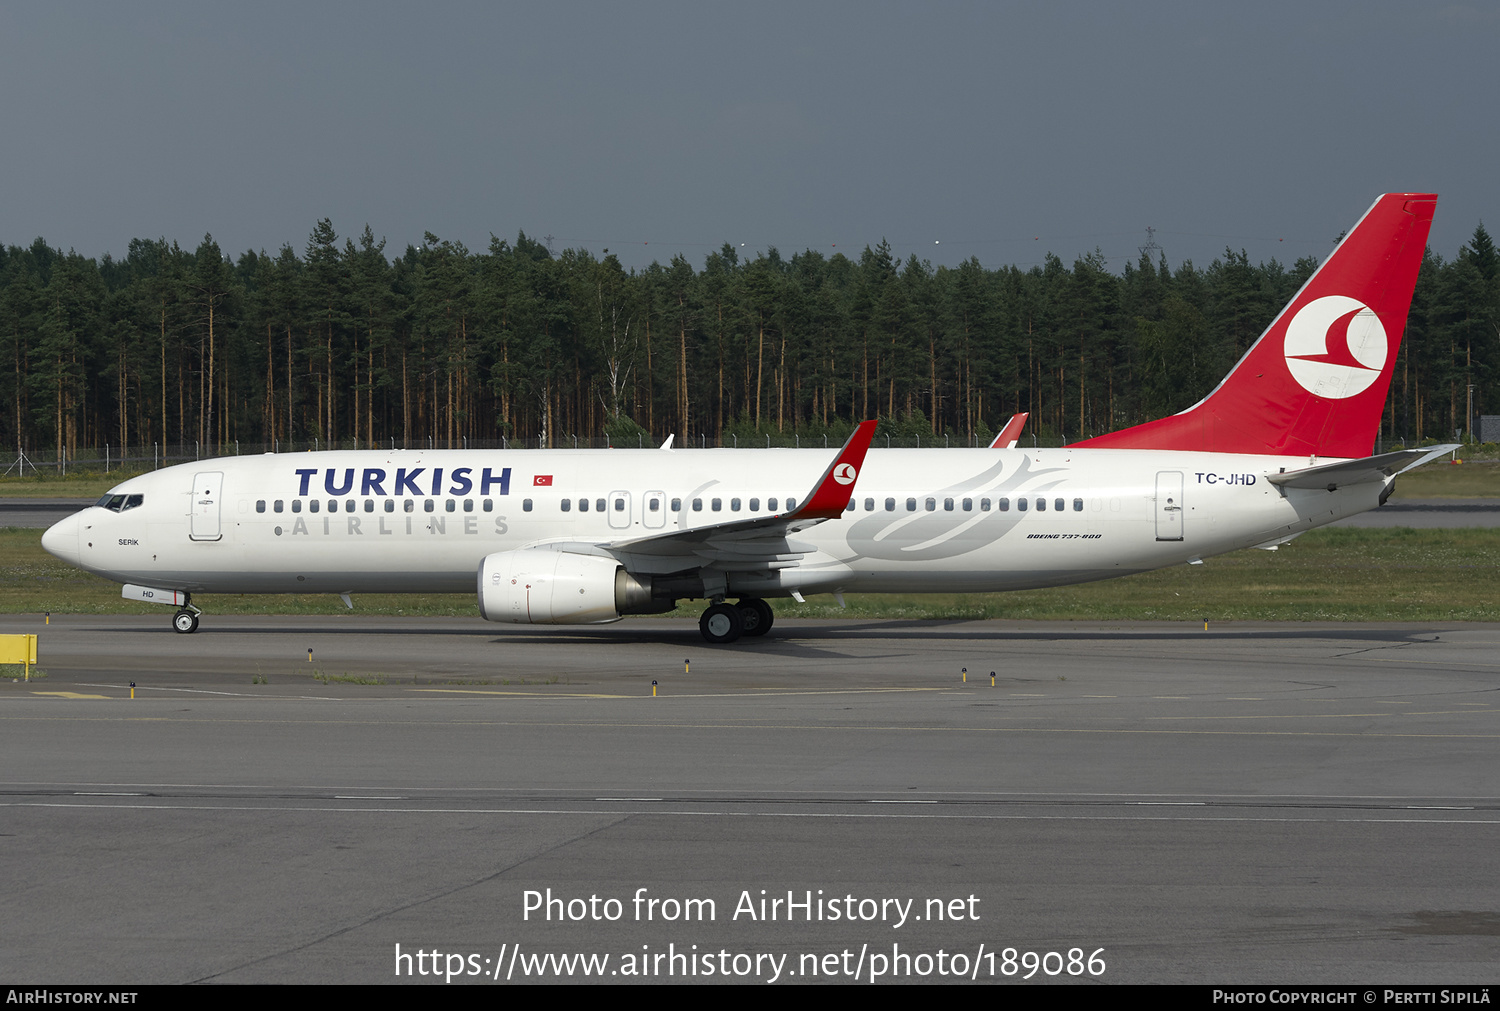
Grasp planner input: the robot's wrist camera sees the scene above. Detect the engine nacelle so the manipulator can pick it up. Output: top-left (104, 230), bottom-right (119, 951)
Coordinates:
top-left (477, 548), bottom-right (657, 624)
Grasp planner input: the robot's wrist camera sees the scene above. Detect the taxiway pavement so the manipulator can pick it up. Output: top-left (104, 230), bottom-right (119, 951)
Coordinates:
top-left (1, 615), bottom-right (1496, 984)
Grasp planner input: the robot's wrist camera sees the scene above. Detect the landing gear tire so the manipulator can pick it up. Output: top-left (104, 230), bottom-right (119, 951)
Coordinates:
top-left (173, 610), bottom-right (199, 634)
top-left (737, 598), bottom-right (774, 637)
top-left (699, 602), bottom-right (744, 644)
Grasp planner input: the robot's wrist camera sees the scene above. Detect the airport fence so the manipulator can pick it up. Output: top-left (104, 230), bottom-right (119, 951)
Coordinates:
top-left (1, 430), bottom-right (1080, 477)
top-left (2, 433), bottom-right (1486, 479)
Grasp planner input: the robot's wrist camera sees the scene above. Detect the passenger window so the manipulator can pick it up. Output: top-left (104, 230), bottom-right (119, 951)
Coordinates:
top-left (345, 499), bottom-right (355, 513)
top-left (786, 498), bottom-right (797, 510)
top-left (648, 497), bottom-right (660, 512)
top-left (1016, 498), bottom-right (1027, 512)
top-left (692, 498), bottom-right (702, 512)
top-left (711, 498), bottom-right (722, 512)
top-left (886, 497), bottom-right (896, 512)
top-left (482, 499), bottom-right (493, 512)
top-left (981, 498), bottom-right (991, 511)
top-left (595, 498), bottom-right (606, 512)
top-left (424, 499), bottom-right (434, 513)
top-left (1036, 498), bottom-right (1046, 512)
top-left (523, 499), bottom-right (533, 512)
top-left (962, 498), bottom-right (972, 511)
top-left (292, 500), bottom-right (303, 513)
top-left (256, 500), bottom-right (266, 513)
top-left (1055, 498), bottom-right (1065, 512)
top-left (404, 499), bottom-right (414, 513)
top-left (864, 498), bottom-right (874, 511)
top-left (730, 498), bottom-right (741, 511)
top-left (925, 498), bottom-right (936, 512)
top-left (767, 498), bottom-right (778, 511)
top-left (384, 499), bottom-right (394, 513)
top-left (748, 498), bottom-right (758, 511)
top-left (464, 499), bottom-right (473, 512)
top-left (944, 497), bottom-right (954, 511)
top-left (1073, 498), bottom-right (1083, 512)
top-left (613, 498), bottom-right (624, 512)
top-left (328, 500), bottom-right (338, 512)
top-left (310, 500), bottom-right (320, 513)
top-left (845, 501), bottom-right (855, 512)
top-left (274, 500), bottom-right (284, 513)
top-left (578, 498), bottom-right (589, 512)
top-left (561, 499), bottom-right (571, 512)
top-left (445, 499), bottom-right (456, 513)
top-left (670, 498), bottom-right (681, 511)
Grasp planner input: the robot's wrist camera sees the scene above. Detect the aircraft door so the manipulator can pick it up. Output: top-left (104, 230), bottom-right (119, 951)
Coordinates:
top-left (608, 490), bottom-right (632, 531)
top-left (189, 472), bottom-right (224, 542)
top-left (642, 490), bottom-right (666, 529)
top-left (1155, 471), bottom-right (1183, 541)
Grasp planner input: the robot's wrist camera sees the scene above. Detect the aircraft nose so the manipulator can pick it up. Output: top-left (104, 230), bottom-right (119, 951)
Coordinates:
top-left (41, 512), bottom-right (81, 565)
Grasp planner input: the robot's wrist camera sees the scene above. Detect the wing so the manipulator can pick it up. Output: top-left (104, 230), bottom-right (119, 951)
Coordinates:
top-left (988, 412), bottom-right (1029, 450)
top-left (604, 420), bottom-right (878, 565)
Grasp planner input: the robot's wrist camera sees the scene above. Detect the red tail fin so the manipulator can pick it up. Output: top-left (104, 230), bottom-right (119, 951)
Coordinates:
top-left (1074, 194), bottom-right (1435, 458)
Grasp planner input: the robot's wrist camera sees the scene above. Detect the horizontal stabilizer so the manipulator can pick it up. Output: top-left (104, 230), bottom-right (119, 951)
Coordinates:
top-left (1267, 445), bottom-right (1458, 491)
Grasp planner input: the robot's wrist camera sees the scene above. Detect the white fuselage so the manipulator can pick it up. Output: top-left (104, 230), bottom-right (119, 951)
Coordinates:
top-left (44, 446), bottom-right (1380, 601)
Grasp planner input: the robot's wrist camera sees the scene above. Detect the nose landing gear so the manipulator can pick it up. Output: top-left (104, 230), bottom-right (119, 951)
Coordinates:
top-left (171, 596), bottom-right (202, 634)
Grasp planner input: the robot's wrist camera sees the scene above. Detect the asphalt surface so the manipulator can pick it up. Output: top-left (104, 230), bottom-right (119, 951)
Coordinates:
top-left (1, 614), bottom-right (1496, 984)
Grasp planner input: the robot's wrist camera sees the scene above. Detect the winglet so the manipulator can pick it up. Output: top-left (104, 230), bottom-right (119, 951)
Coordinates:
top-left (989, 412), bottom-right (1029, 449)
top-left (660, 434), bottom-right (674, 451)
top-left (790, 420), bottom-right (878, 519)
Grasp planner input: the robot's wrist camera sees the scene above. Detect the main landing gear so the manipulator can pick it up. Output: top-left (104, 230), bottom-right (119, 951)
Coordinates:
top-left (698, 597), bottom-right (774, 644)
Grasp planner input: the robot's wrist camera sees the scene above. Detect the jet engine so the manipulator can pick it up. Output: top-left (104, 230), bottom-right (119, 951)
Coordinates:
top-left (476, 548), bottom-right (663, 624)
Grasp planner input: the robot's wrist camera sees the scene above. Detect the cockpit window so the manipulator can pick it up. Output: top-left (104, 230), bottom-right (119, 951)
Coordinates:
top-left (94, 494), bottom-right (143, 513)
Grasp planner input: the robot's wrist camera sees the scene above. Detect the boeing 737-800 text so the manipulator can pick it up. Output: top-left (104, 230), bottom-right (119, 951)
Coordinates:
top-left (42, 194), bottom-right (1451, 642)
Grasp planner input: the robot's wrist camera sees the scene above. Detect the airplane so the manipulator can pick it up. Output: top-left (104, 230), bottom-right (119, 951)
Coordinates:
top-left (41, 193), bottom-right (1454, 644)
top-left (990, 413), bottom-right (1029, 449)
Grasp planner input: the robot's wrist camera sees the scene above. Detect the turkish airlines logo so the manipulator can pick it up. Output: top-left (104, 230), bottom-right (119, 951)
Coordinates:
top-left (1282, 295), bottom-right (1387, 399)
top-left (833, 463), bottom-right (857, 485)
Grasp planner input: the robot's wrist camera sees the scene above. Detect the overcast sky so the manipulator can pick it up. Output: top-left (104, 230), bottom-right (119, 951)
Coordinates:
top-left (2, 1), bottom-right (1494, 275)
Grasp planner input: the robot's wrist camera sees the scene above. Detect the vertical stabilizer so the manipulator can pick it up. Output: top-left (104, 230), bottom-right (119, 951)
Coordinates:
top-left (1074, 194), bottom-right (1436, 458)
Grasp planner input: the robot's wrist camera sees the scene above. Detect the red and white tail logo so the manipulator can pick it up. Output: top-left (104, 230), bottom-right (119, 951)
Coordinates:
top-left (1283, 296), bottom-right (1387, 399)
top-left (1074, 193), bottom-right (1435, 458)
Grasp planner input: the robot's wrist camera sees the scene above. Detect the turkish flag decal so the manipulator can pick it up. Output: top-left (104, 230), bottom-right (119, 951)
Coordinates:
top-left (534, 475), bottom-right (553, 486)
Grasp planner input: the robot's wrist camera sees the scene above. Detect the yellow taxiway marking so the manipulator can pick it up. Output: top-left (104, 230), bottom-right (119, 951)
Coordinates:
top-left (411, 689), bottom-right (630, 698)
top-left (409, 686), bottom-right (955, 699)
top-left (0, 714), bottom-right (1493, 738)
top-left (31, 692), bottom-right (110, 699)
